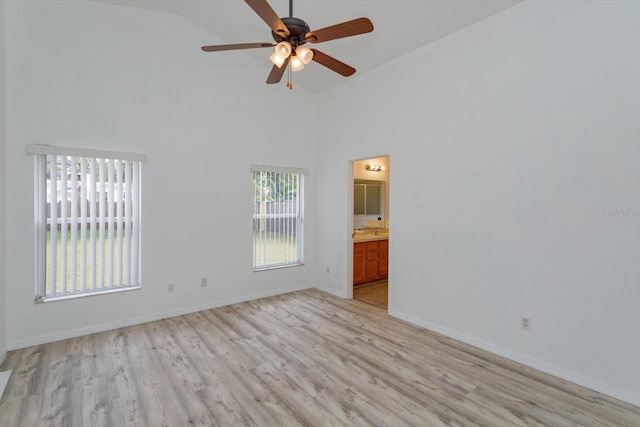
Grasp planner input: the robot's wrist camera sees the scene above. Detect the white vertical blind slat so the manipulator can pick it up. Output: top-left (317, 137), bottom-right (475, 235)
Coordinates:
top-left (260, 171), bottom-right (263, 266)
top-left (283, 173), bottom-right (287, 263)
top-left (131, 161), bottom-right (140, 286)
top-left (98, 158), bottom-right (106, 289)
top-left (70, 157), bottom-right (78, 292)
top-left (124, 160), bottom-right (132, 286)
top-left (89, 158), bottom-right (97, 291)
top-left (289, 173), bottom-right (293, 262)
top-left (256, 171), bottom-right (262, 267)
top-left (298, 174), bottom-right (303, 263)
top-left (116, 160), bottom-right (123, 285)
top-left (262, 172), bottom-right (266, 265)
top-left (293, 174), bottom-right (297, 262)
top-left (257, 171), bottom-right (264, 266)
top-left (48, 155), bottom-right (58, 296)
top-left (36, 155), bottom-right (47, 298)
top-left (80, 159), bottom-right (88, 291)
top-left (59, 156), bottom-right (68, 294)
top-left (254, 175), bottom-right (256, 266)
top-left (107, 160), bottom-right (115, 287)
top-left (276, 172), bottom-right (280, 263)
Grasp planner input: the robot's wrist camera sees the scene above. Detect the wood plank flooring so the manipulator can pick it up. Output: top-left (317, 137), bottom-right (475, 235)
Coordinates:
top-left (1, 289), bottom-right (639, 426)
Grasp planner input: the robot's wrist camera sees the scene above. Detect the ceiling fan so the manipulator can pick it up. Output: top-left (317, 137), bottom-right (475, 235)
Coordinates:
top-left (201, 0), bottom-right (374, 88)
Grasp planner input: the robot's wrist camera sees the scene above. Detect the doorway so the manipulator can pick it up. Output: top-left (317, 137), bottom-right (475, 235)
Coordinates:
top-left (350, 156), bottom-right (390, 309)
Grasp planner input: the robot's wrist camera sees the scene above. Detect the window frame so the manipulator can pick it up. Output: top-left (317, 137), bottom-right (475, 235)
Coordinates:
top-left (28, 144), bottom-right (146, 303)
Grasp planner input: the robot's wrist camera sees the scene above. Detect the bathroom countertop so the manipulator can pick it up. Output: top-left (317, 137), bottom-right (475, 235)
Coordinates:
top-left (352, 234), bottom-right (389, 242)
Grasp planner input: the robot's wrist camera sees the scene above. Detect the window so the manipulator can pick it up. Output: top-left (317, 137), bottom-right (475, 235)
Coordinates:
top-left (252, 165), bottom-right (306, 270)
top-left (28, 144), bottom-right (146, 302)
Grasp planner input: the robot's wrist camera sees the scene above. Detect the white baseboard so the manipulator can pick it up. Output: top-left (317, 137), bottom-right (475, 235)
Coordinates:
top-left (313, 284), bottom-right (348, 298)
top-left (389, 309), bottom-right (640, 408)
top-left (7, 283), bottom-right (313, 351)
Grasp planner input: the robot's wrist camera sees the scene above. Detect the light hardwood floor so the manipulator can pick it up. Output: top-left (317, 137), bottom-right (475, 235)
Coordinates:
top-left (1, 289), bottom-right (639, 426)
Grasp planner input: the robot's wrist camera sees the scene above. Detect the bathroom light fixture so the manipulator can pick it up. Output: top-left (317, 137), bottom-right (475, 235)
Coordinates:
top-left (366, 164), bottom-right (385, 172)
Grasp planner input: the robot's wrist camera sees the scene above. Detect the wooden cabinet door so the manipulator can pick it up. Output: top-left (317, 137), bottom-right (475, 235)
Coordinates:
top-left (353, 243), bottom-right (367, 285)
top-left (365, 241), bottom-right (379, 281)
top-left (354, 239), bottom-right (388, 286)
top-left (366, 258), bottom-right (379, 281)
top-left (378, 240), bottom-right (388, 278)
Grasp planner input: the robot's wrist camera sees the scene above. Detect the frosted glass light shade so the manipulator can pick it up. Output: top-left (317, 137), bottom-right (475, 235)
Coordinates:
top-left (269, 52), bottom-right (286, 68)
top-left (275, 41), bottom-right (292, 58)
top-left (296, 46), bottom-right (313, 64)
top-left (290, 56), bottom-right (304, 72)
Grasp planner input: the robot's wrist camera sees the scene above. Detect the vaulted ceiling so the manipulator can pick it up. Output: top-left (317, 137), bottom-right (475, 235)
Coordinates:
top-left (92, 0), bottom-right (522, 93)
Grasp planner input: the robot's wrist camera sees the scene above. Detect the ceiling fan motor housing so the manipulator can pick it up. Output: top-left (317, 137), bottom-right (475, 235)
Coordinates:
top-left (272, 17), bottom-right (312, 46)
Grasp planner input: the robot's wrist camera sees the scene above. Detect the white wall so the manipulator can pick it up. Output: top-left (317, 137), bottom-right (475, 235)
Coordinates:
top-left (0, 0), bottom-right (7, 362)
top-left (314, 1), bottom-right (640, 406)
top-left (3, 0), bottom-right (316, 348)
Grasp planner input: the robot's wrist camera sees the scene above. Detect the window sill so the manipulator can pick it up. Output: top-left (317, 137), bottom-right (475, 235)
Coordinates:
top-left (253, 262), bottom-right (304, 272)
top-left (36, 285), bottom-right (141, 303)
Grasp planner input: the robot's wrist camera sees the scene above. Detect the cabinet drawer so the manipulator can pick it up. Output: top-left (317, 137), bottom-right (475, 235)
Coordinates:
top-left (366, 241), bottom-right (379, 251)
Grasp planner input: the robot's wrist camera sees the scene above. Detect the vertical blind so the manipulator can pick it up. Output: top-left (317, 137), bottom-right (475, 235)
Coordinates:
top-left (29, 145), bottom-right (145, 301)
top-left (252, 166), bottom-right (306, 270)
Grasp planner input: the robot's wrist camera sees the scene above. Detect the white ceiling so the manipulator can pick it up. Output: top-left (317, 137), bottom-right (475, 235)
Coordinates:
top-left (94, 0), bottom-right (522, 93)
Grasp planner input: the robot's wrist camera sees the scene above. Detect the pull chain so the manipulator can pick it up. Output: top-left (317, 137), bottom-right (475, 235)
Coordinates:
top-left (286, 62), bottom-right (293, 89)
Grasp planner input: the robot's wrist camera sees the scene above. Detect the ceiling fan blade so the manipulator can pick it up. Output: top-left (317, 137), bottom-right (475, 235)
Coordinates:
top-left (305, 17), bottom-right (373, 44)
top-left (244, 0), bottom-right (290, 37)
top-left (201, 42), bottom-right (274, 52)
top-left (266, 56), bottom-right (290, 84)
top-left (311, 49), bottom-right (355, 77)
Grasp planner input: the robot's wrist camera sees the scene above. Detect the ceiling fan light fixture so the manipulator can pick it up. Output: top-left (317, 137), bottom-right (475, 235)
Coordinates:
top-left (290, 55), bottom-right (305, 72)
top-left (296, 45), bottom-right (313, 64)
top-left (200, 0), bottom-right (374, 88)
top-left (269, 51), bottom-right (286, 68)
top-left (275, 41), bottom-right (292, 58)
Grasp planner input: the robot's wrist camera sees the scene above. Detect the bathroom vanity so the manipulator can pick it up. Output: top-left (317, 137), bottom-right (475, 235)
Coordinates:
top-left (353, 236), bottom-right (388, 286)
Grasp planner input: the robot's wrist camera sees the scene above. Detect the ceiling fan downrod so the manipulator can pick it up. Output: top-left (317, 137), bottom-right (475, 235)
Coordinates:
top-left (289, 0), bottom-right (293, 18)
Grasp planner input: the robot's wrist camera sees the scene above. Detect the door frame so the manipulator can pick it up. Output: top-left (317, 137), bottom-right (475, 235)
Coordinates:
top-left (347, 154), bottom-right (390, 300)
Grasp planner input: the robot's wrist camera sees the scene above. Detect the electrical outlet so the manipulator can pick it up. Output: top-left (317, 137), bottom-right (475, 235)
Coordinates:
top-left (521, 317), bottom-right (531, 331)
top-left (167, 283), bottom-right (175, 293)
top-left (200, 277), bottom-right (208, 287)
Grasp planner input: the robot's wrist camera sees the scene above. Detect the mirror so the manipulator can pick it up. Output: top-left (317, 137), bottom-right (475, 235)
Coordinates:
top-left (354, 180), bottom-right (381, 215)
